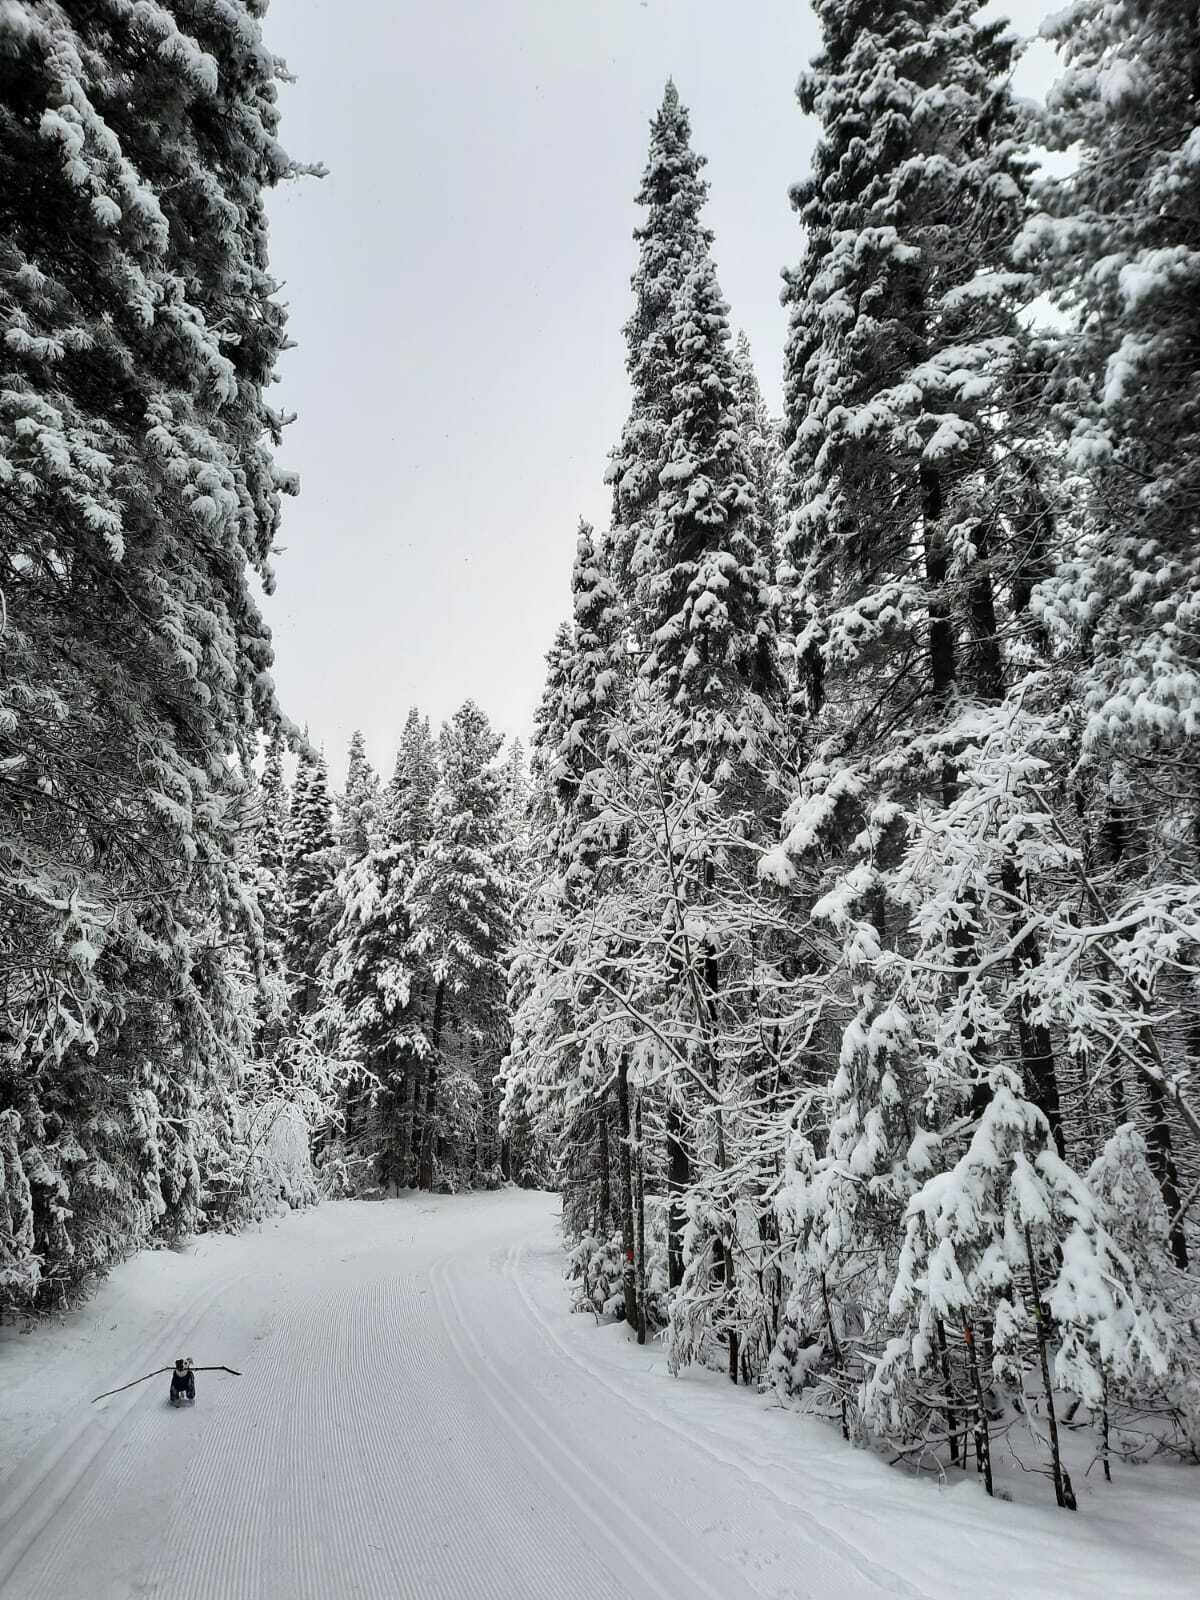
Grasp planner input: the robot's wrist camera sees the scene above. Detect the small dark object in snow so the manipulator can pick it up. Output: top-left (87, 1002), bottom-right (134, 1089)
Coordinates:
top-left (170, 1357), bottom-right (196, 1406)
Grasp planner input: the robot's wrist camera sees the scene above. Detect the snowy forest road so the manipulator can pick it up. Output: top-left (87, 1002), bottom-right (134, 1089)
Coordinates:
top-left (1, 1191), bottom-right (1195, 1600)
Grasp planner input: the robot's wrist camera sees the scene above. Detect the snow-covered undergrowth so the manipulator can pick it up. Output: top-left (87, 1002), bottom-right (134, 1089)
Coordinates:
top-left (228, 1100), bottom-right (319, 1222)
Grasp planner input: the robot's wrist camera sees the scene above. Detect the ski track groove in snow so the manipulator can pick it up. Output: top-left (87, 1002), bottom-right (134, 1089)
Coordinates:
top-left (502, 1243), bottom-right (934, 1600)
top-left (412, 1257), bottom-right (618, 1600)
top-left (430, 1251), bottom-right (744, 1600)
top-left (0, 1268), bottom-right (252, 1594)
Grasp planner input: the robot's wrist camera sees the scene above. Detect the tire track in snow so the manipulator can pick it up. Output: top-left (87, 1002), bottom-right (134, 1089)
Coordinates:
top-left (430, 1251), bottom-right (747, 1600)
top-left (502, 1244), bottom-right (935, 1600)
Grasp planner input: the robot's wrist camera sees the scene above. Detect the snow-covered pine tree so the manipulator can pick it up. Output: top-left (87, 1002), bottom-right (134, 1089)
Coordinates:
top-left (0, 0), bottom-right (302, 1301)
top-left (765, 0), bottom-right (1089, 1460)
top-left (383, 708), bottom-right (439, 852)
top-left (405, 703), bottom-right (514, 1190)
top-left (606, 81), bottom-right (708, 603)
top-left (505, 527), bottom-right (640, 1307)
top-left (730, 331), bottom-right (782, 581)
top-left (502, 624), bottom-right (578, 1192)
top-left (560, 524), bottom-right (627, 886)
top-left (354, 708), bottom-right (442, 1183)
top-left (499, 738), bottom-right (530, 848)
top-left (258, 730), bottom-right (290, 967)
top-left (609, 85), bottom-right (779, 751)
top-left (284, 749), bottom-right (339, 1022)
top-left (325, 779), bottom-right (421, 1191)
top-left (778, 0), bottom-right (1038, 736)
top-left (338, 730), bottom-right (379, 863)
top-left (206, 770), bottom-right (319, 1228)
top-left (318, 730), bottom-right (381, 1181)
top-left (605, 87), bottom-right (786, 1369)
top-left (1017, 0), bottom-right (1200, 1264)
top-left (1027, 0), bottom-right (1200, 764)
top-left (247, 728), bottom-right (290, 1074)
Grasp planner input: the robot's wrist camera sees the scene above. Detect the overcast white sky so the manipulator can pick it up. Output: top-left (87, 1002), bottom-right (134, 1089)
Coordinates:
top-left (262, 0), bottom-right (1056, 782)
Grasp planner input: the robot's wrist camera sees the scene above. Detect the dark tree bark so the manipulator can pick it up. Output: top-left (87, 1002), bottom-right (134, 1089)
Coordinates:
top-left (1002, 859), bottom-right (1065, 1158)
top-left (963, 1318), bottom-right (993, 1497)
top-left (417, 978), bottom-right (446, 1191)
top-left (616, 1054), bottom-right (639, 1331)
top-left (635, 1094), bottom-right (648, 1346)
top-left (397, 1058), bottom-right (417, 1187)
top-left (1025, 1228), bottom-right (1076, 1510)
top-left (666, 1101), bottom-right (689, 1290)
top-left (935, 1317), bottom-right (960, 1466)
top-left (921, 466), bottom-right (960, 809)
top-left (597, 1093), bottom-right (613, 1234)
top-left (1145, 1071), bottom-right (1189, 1269)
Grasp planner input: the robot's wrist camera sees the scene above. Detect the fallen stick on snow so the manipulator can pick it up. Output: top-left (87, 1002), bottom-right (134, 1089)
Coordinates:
top-left (91, 1365), bottom-right (242, 1403)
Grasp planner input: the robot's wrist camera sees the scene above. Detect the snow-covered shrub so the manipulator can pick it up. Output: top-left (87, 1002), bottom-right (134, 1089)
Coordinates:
top-left (568, 1230), bottom-right (627, 1318)
top-left (211, 1100), bottom-right (318, 1227)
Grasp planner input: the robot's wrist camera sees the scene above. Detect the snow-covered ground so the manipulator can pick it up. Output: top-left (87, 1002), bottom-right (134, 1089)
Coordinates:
top-left (1, 1190), bottom-right (1196, 1599)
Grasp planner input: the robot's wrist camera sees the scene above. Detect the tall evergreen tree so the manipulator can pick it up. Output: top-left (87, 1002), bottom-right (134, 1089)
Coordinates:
top-left (245, 727), bottom-right (290, 1081)
top-left (607, 81), bottom-right (710, 600)
top-left (384, 708), bottom-right (438, 851)
top-left (778, 0), bottom-right (1037, 729)
top-left (255, 730), bottom-right (290, 990)
top-left (609, 84), bottom-right (779, 745)
top-left (406, 703), bottom-right (513, 1189)
top-left (767, 0), bottom-right (1053, 1457)
top-left (730, 331), bottom-right (782, 576)
top-left (0, 0), bottom-right (300, 1300)
top-left (1028, 0), bottom-right (1200, 762)
top-left (1016, 0), bottom-right (1200, 1262)
top-left (338, 730), bottom-right (379, 862)
top-left (326, 792), bottom-right (419, 1190)
top-left (284, 750), bottom-right (338, 1021)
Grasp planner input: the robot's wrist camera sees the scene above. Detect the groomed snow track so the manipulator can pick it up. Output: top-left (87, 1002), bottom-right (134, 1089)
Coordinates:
top-left (1, 1190), bottom-right (1196, 1599)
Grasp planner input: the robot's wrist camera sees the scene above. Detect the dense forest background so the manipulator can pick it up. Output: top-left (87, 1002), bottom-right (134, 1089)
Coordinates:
top-left (3, 0), bottom-right (1199, 1511)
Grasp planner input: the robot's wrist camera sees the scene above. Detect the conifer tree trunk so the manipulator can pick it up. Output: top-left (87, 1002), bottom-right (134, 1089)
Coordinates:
top-left (936, 1318), bottom-right (960, 1467)
top-left (407, 1064), bottom-right (423, 1188)
top-left (597, 1095), bottom-right (612, 1233)
top-left (920, 468), bottom-right (957, 792)
top-left (966, 526), bottom-right (1005, 707)
top-left (711, 1091), bottom-right (739, 1385)
top-left (1144, 1074), bottom-right (1188, 1269)
top-left (472, 1046), bottom-right (486, 1179)
top-left (666, 1102), bottom-right (689, 1290)
top-left (635, 1094), bottom-right (648, 1346)
top-left (1024, 1229), bottom-right (1076, 1510)
top-left (616, 1055), bottom-right (639, 1331)
top-left (1002, 860), bottom-right (1066, 1158)
top-left (821, 1271), bottom-right (850, 1442)
top-left (963, 1318), bottom-right (993, 1497)
top-left (418, 979), bottom-right (446, 1192)
top-left (699, 864), bottom-right (739, 1384)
